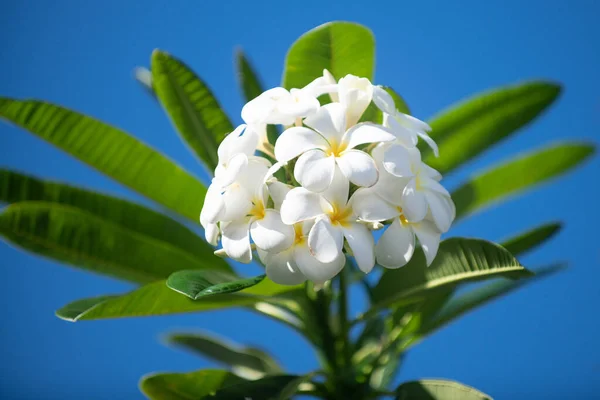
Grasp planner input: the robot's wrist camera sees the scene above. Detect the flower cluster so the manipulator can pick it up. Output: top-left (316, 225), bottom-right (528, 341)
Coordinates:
top-left (200, 71), bottom-right (455, 285)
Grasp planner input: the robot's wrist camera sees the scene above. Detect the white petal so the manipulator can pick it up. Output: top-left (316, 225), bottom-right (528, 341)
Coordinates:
top-left (382, 144), bottom-right (416, 178)
top-left (375, 218), bottom-right (415, 268)
top-left (265, 249), bottom-right (307, 285)
top-left (341, 223), bottom-right (375, 274)
top-left (422, 163), bottom-right (442, 181)
top-left (294, 242), bottom-right (346, 284)
top-left (336, 150), bottom-right (379, 187)
top-left (321, 164), bottom-right (349, 209)
top-left (425, 192), bottom-right (454, 233)
top-left (221, 219), bottom-right (252, 263)
top-left (402, 179), bottom-right (428, 222)
top-left (396, 112), bottom-right (431, 133)
top-left (204, 222), bottom-right (220, 246)
top-left (417, 131), bottom-right (439, 157)
top-left (420, 176), bottom-right (450, 197)
top-left (308, 217), bottom-right (344, 263)
top-left (277, 89), bottom-right (320, 117)
top-left (412, 220), bottom-right (441, 266)
top-left (267, 181), bottom-right (291, 210)
top-left (338, 75), bottom-right (373, 126)
top-left (274, 127), bottom-right (328, 163)
top-left (250, 210), bottom-right (295, 253)
top-left (372, 168), bottom-right (410, 206)
top-left (217, 124), bottom-right (249, 163)
top-left (221, 183), bottom-right (253, 222)
top-left (218, 153), bottom-right (248, 188)
top-left (241, 89), bottom-right (281, 124)
top-left (384, 114), bottom-right (418, 148)
top-left (200, 183), bottom-right (226, 224)
top-left (280, 187), bottom-right (325, 225)
top-left (350, 188), bottom-right (399, 222)
top-left (303, 103), bottom-right (346, 144)
top-left (372, 85), bottom-right (396, 115)
top-left (342, 122), bottom-right (396, 150)
top-left (294, 149), bottom-right (336, 192)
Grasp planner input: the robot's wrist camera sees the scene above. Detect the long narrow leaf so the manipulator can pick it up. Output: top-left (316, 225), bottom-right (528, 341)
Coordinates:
top-left (0, 202), bottom-right (231, 283)
top-left (140, 369), bottom-right (245, 400)
top-left (167, 271), bottom-right (264, 299)
top-left (0, 98), bottom-right (205, 221)
top-left (395, 379), bottom-right (492, 400)
top-left (452, 142), bottom-right (595, 220)
top-left (501, 222), bottom-right (562, 256)
top-left (152, 50), bottom-right (234, 170)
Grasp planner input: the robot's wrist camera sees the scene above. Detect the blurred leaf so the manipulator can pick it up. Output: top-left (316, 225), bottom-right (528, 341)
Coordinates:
top-left (417, 264), bottom-right (566, 339)
top-left (0, 202), bottom-right (230, 283)
top-left (425, 81), bottom-right (561, 173)
top-left (0, 98), bottom-right (205, 221)
top-left (152, 50), bottom-right (234, 170)
top-left (275, 372), bottom-right (320, 400)
top-left (453, 142), bottom-right (595, 220)
top-left (360, 86), bottom-right (410, 123)
top-left (56, 278), bottom-right (298, 321)
top-left (282, 21), bottom-right (375, 89)
top-left (395, 379), bottom-right (492, 400)
top-left (0, 169), bottom-right (225, 264)
top-left (167, 271), bottom-right (265, 300)
top-left (204, 374), bottom-right (299, 399)
top-left (165, 332), bottom-right (282, 378)
top-left (140, 369), bottom-right (244, 400)
top-left (501, 221), bottom-right (562, 256)
top-left (235, 48), bottom-right (279, 145)
top-left (134, 66), bottom-right (155, 96)
top-left (370, 238), bottom-right (531, 317)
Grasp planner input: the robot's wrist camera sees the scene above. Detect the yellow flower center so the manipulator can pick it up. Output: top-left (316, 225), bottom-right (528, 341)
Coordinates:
top-left (328, 203), bottom-right (353, 227)
top-left (249, 199), bottom-right (266, 219)
top-left (397, 206), bottom-right (410, 226)
top-left (325, 139), bottom-right (348, 158)
top-left (293, 224), bottom-right (305, 245)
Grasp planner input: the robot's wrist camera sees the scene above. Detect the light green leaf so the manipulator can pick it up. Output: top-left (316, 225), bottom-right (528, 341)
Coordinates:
top-left (152, 50), bottom-right (234, 170)
top-left (165, 332), bottom-right (282, 378)
top-left (282, 21), bottom-right (375, 89)
top-left (360, 86), bottom-right (410, 123)
top-left (501, 222), bottom-right (562, 256)
top-left (204, 374), bottom-right (299, 400)
top-left (0, 98), bottom-right (205, 221)
top-left (425, 81), bottom-right (561, 173)
top-left (167, 271), bottom-right (265, 300)
top-left (0, 169), bottom-right (225, 265)
top-left (395, 379), bottom-right (492, 400)
top-left (140, 369), bottom-right (244, 400)
top-left (0, 202), bottom-right (231, 284)
top-left (453, 143), bottom-right (595, 220)
top-left (56, 277), bottom-right (297, 321)
top-left (370, 238), bottom-right (532, 318)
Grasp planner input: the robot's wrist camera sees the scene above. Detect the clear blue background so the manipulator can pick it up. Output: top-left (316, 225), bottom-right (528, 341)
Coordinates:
top-left (1, 1), bottom-right (599, 399)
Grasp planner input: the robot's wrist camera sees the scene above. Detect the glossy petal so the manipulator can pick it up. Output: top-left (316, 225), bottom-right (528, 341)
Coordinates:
top-left (338, 75), bottom-right (373, 126)
top-left (402, 179), bottom-right (428, 222)
top-left (217, 124), bottom-right (258, 165)
top-left (342, 223), bottom-right (375, 273)
top-left (221, 219), bottom-right (252, 263)
top-left (343, 122), bottom-right (396, 150)
top-left (351, 188), bottom-right (399, 222)
top-left (217, 153), bottom-right (248, 188)
top-left (336, 149), bottom-right (379, 187)
top-left (274, 127), bottom-right (328, 163)
top-left (294, 243), bottom-right (346, 284)
top-left (321, 165), bottom-right (350, 209)
top-left (383, 144), bottom-right (416, 178)
top-left (303, 103), bottom-right (346, 144)
top-left (375, 218), bottom-right (415, 268)
top-left (384, 114), bottom-right (418, 148)
top-left (280, 187), bottom-right (325, 225)
top-left (277, 88), bottom-right (320, 117)
top-left (265, 248), bottom-right (307, 285)
top-left (204, 222), bottom-right (219, 246)
top-left (267, 181), bottom-right (291, 210)
top-left (425, 191), bottom-right (454, 233)
top-left (417, 131), bottom-right (439, 156)
top-left (372, 85), bottom-right (396, 115)
top-left (250, 210), bottom-right (295, 253)
top-left (308, 217), bottom-right (344, 263)
top-left (294, 149), bottom-right (336, 192)
top-left (200, 183), bottom-right (226, 224)
top-left (222, 183), bottom-right (253, 222)
top-left (420, 176), bottom-right (450, 197)
top-left (412, 220), bottom-right (442, 266)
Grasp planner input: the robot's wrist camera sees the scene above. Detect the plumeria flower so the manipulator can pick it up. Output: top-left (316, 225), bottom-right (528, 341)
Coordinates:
top-left (336, 74), bottom-right (374, 127)
top-left (303, 69), bottom-right (338, 100)
top-left (373, 85), bottom-right (439, 156)
top-left (213, 124), bottom-right (259, 186)
top-left (352, 186), bottom-right (442, 267)
top-left (274, 103), bottom-right (396, 191)
top-left (374, 144), bottom-right (455, 232)
top-left (280, 166), bottom-right (375, 274)
top-left (241, 87), bottom-right (320, 127)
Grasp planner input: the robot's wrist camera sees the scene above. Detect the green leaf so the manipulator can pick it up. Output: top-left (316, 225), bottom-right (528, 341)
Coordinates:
top-left (360, 86), bottom-right (411, 123)
top-left (167, 271), bottom-right (265, 300)
top-left (204, 374), bottom-right (299, 400)
top-left (165, 332), bottom-right (282, 378)
top-left (152, 50), bottom-right (234, 170)
top-left (418, 264), bottom-right (566, 338)
top-left (370, 238), bottom-right (532, 317)
top-left (282, 21), bottom-right (375, 89)
top-left (395, 379), bottom-right (492, 400)
top-left (56, 277), bottom-right (297, 321)
top-left (424, 81), bottom-right (561, 174)
top-left (0, 169), bottom-right (225, 265)
top-left (501, 222), bottom-right (562, 256)
top-left (0, 98), bottom-right (206, 221)
top-left (0, 202), bottom-right (230, 284)
top-left (453, 143), bottom-right (595, 220)
top-left (140, 369), bottom-right (245, 400)
top-left (235, 48), bottom-right (279, 145)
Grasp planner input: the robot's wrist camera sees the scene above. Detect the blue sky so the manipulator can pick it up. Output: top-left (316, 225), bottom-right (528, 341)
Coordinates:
top-left (1, 1), bottom-right (599, 399)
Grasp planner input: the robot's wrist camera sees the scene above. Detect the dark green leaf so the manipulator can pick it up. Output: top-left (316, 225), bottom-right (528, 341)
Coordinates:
top-left (425, 81), bottom-right (561, 173)
top-left (56, 277), bottom-right (297, 321)
top-left (360, 86), bottom-right (411, 123)
top-left (0, 202), bottom-right (230, 284)
top-left (370, 238), bottom-right (532, 318)
top-left (140, 369), bottom-right (245, 400)
top-left (453, 143), bottom-right (595, 220)
top-left (165, 332), bottom-right (282, 377)
top-left (0, 169), bottom-right (225, 265)
top-left (204, 374), bottom-right (299, 400)
top-left (152, 50), bottom-right (234, 170)
top-left (0, 98), bottom-right (206, 221)
top-left (167, 271), bottom-right (265, 299)
top-left (395, 379), bottom-right (492, 400)
top-left (282, 21), bottom-right (375, 89)
top-left (501, 222), bottom-right (562, 256)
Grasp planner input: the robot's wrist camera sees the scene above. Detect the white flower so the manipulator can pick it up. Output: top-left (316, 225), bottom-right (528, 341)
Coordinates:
top-left (302, 69), bottom-right (338, 100)
top-left (337, 74), bottom-right (374, 127)
top-left (375, 144), bottom-right (455, 232)
top-left (274, 103), bottom-right (396, 191)
top-left (241, 87), bottom-right (320, 127)
top-left (280, 166), bottom-right (375, 274)
top-left (373, 85), bottom-right (438, 155)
